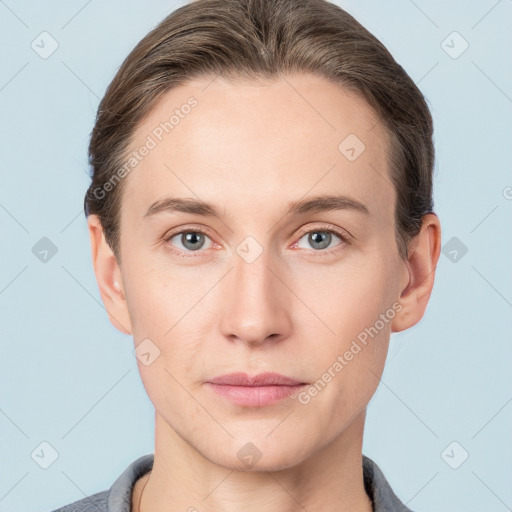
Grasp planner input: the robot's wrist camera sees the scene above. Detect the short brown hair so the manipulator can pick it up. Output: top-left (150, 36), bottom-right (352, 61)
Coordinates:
top-left (85, 0), bottom-right (435, 262)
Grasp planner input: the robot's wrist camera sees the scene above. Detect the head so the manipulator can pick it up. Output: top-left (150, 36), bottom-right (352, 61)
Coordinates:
top-left (86, 0), bottom-right (441, 471)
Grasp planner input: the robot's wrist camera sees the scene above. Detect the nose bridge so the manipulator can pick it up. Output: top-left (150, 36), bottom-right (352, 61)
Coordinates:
top-left (234, 246), bottom-right (275, 301)
top-left (219, 240), bottom-right (291, 344)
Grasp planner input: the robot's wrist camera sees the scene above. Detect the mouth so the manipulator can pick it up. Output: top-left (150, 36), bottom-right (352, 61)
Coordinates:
top-left (205, 372), bottom-right (308, 407)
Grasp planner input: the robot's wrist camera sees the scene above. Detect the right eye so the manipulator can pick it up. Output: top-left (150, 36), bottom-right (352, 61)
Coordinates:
top-left (164, 228), bottom-right (215, 254)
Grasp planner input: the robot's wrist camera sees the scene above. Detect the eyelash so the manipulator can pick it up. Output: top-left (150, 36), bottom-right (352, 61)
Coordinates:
top-left (163, 224), bottom-right (350, 258)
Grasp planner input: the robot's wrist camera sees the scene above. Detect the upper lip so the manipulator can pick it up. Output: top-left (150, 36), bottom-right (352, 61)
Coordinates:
top-left (208, 372), bottom-right (305, 386)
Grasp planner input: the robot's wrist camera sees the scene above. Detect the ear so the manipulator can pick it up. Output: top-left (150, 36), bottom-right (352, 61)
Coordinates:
top-left (391, 213), bottom-right (441, 333)
top-left (87, 214), bottom-right (132, 335)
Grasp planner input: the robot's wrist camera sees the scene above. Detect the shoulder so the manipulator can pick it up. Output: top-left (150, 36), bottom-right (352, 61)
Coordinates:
top-left (48, 454), bottom-right (154, 512)
top-left (362, 454), bottom-right (414, 512)
top-left (48, 490), bottom-right (109, 512)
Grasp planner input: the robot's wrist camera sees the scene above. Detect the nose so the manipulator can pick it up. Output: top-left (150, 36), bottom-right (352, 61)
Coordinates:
top-left (219, 246), bottom-right (292, 347)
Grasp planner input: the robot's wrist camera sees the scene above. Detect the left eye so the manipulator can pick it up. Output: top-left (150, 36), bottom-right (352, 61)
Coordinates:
top-left (295, 230), bottom-right (344, 251)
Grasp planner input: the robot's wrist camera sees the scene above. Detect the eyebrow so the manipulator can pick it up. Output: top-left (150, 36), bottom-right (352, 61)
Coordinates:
top-left (143, 194), bottom-right (370, 219)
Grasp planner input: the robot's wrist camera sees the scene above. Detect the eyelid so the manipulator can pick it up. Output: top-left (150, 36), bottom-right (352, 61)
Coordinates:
top-left (163, 224), bottom-right (215, 241)
top-left (294, 223), bottom-right (352, 243)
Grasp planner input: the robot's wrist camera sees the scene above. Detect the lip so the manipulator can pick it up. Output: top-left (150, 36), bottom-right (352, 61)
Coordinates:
top-left (209, 372), bottom-right (304, 386)
top-left (206, 372), bottom-right (307, 407)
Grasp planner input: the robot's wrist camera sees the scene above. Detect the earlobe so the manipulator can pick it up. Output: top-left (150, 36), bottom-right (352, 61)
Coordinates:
top-left (87, 214), bottom-right (132, 335)
top-left (391, 213), bottom-right (441, 333)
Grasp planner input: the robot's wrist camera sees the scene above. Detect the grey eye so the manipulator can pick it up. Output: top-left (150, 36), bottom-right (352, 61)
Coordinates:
top-left (296, 230), bottom-right (342, 251)
top-left (169, 231), bottom-right (213, 251)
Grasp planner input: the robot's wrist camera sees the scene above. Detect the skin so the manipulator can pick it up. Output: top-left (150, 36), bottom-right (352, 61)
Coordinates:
top-left (88, 73), bottom-right (441, 512)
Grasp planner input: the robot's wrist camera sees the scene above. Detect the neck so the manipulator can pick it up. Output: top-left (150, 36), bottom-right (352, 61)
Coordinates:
top-left (135, 411), bottom-right (373, 512)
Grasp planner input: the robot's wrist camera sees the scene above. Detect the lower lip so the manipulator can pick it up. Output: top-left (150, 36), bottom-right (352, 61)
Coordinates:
top-left (206, 383), bottom-right (306, 407)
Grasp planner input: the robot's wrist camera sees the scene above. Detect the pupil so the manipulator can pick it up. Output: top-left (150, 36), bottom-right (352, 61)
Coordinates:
top-left (310, 231), bottom-right (330, 250)
top-left (183, 232), bottom-right (204, 250)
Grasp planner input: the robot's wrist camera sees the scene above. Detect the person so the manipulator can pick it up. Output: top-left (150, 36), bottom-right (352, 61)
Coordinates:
top-left (51, 0), bottom-right (441, 510)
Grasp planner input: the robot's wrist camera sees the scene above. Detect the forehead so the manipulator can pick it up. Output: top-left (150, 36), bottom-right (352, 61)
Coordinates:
top-left (121, 72), bottom-right (395, 222)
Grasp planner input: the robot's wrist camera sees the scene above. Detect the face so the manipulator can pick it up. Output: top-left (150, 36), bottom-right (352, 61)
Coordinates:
top-left (109, 73), bottom-right (410, 470)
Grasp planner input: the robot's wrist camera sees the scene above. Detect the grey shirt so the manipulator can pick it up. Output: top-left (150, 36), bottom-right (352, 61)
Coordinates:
top-left (49, 453), bottom-right (413, 512)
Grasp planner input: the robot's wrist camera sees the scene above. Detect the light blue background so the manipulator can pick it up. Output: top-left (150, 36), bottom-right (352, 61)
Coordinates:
top-left (1, 1), bottom-right (511, 511)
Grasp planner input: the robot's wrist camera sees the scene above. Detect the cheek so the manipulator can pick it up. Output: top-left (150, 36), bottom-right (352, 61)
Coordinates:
top-left (123, 258), bottom-right (200, 337)
top-left (293, 254), bottom-right (399, 346)
top-left (295, 278), bottom-right (392, 434)
top-left (125, 266), bottom-right (207, 413)
top-left (289, 253), bottom-right (398, 408)
top-left (123, 260), bottom-right (213, 374)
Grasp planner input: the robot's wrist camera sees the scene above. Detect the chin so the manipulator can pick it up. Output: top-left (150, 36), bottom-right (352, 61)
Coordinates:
top-left (203, 436), bottom-right (312, 473)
